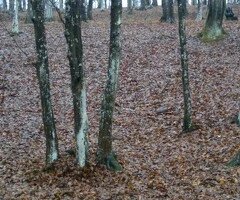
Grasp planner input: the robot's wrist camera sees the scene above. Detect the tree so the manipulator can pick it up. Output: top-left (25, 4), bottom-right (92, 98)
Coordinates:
top-left (80, 0), bottom-right (87, 21)
top-left (140, 0), bottom-right (146, 10)
top-left (32, 0), bottom-right (59, 165)
top-left (97, 0), bottom-right (122, 172)
top-left (45, 0), bottom-right (53, 21)
top-left (3, 0), bottom-right (8, 10)
top-left (127, 0), bottom-right (133, 14)
top-left (65, 0), bottom-right (89, 167)
top-left (228, 152), bottom-right (240, 167)
top-left (152, 0), bottom-right (158, 6)
top-left (25, 0), bottom-right (32, 23)
top-left (201, 0), bottom-right (226, 42)
top-left (177, 0), bottom-right (194, 132)
top-left (168, 0), bottom-right (175, 23)
top-left (87, 0), bottom-right (93, 20)
top-left (196, 0), bottom-right (203, 21)
top-left (12, 0), bottom-right (19, 35)
top-left (160, 0), bottom-right (168, 22)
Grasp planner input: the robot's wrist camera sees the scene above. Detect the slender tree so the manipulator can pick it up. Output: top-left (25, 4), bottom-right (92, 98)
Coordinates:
top-left (152, 0), bottom-right (158, 6)
top-left (80, 0), bottom-right (87, 21)
top-left (168, 0), bottom-right (175, 23)
top-left (201, 0), bottom-right (226, 41)
top-left (140, 0), bottom-right (146, 10)
top-left (160, 0), bottom-right (168, 22)
top-left (196, 0), bottom-right (203, 21)
top-left (87, 0), bottom-right (93, 20)
top-left (177, 0), bottom-right (194, 132)
top-left (12, 0), bottom-right (19, 35)
top-left (97, 0), bottom-right (122, 171)
top-left (25, 0), bottom-right (32, 23)
top-left (3, 0), bottom-right (7, 10)
top-left (127, 0), bottom-right (133, 14)
top-left (32, 0), bottom-right (59, 165)
top-left (45, 0), bottom-right (53, 21)
top-left (65, 0), bottom-right (89, 167)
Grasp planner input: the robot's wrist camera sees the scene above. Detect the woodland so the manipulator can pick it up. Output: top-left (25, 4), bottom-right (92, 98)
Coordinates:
top-left (0, 3), bottom-right (240, 199)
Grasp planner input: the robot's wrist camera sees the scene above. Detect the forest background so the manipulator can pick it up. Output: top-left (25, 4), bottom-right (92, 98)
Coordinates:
top-left (0, 2), bottom-right (240, 199)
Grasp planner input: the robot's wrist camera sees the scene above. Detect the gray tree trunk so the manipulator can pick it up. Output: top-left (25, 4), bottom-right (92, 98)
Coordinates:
top-left (87, 0), bottom-right (93, 20)
top-left (65, 0), bottom-right (89, 168)
top-left (196, 0), bottom-right (202, 21)
top-left (168, 0), bottom-right (175, 23)
top-left (202, 0), bottom-right (225, 41)
top-left (127, 0), bottom-right (133, 14)
top-left (80, 0), bottom-right (87, 21)
top-left (97, 0), bottom-right (122, 172)
top-left (12, 0), bottom-right (19, 34)
top-left (178, 0), bottom-right (194, 132)
top-left (140, 0), bottom-right (146, 10)
top-left (25, 0), bottom-right (32, 23)
top-left (152, 0), bottom-right (158, 6)
top-left (3, 0), bottom-right (7, 10)
top-left (45, 0), bottom-right (53, 21)
top-left (160, 0), bottom-right (168, 22)
top-left (32, 0), bottom-right (59, 165)
top-left (59, 0), bottom-right (63, 11)
top-left (9, 0), bottom-right (14, 16)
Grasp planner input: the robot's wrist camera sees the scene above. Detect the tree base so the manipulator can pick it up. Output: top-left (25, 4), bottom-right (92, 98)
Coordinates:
top-left (227, 153), bottom-right (240, 167)
top-left (97, 151), bottom-right (122, 172)
top-left (199, 28), bottom-right (227, 43)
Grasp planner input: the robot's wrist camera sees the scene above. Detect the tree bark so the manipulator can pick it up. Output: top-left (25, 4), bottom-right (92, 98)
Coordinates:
top-left (25, 0), bottom-right (32, 23)
top-left (87, 0), bottom-right (93, 20)
top-left (97, 0), bottom-right (122, 172)
top-left (152, 0), bottom-right (158, 6)
top-left (3, 0), bottom-right (7, 10)
top-left (45, 0), bottom-right (53, 21)
top-left (160, 0), bottom-right (168, 22)
top-left (178, 0), bottom-right (194, 132)
top-left (12, 0), bottom-right (19, 34)
top-left (202, 0), bottom-right (225, 41)
top-left (65, 0), bottom-right (89, 168)
top-left (140, 0), bottom-right (146, 10)
top-left (80, 0), bottom-right (87, 21)
top-left (127, 0), bottom-right (133, 14)
top-left (168, 0), bottom-right (175, 23)
top-left (32, 0), bottom-right (59, 165)
top-left (196, 0), bottom-right (203, 21)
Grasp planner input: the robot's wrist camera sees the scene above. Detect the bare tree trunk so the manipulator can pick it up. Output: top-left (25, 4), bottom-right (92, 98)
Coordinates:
top-left (152, 0), bottom-right (158, 6)
top-left (140, 0), bottom-right (146, 10)
top-left (202, 0), bottom-right (225, 41)
top-left (32, 0), bottom-right (59, 165)
top-left (97, 0), bottom-right (122, 172)
top-left (196, 0), bottom-right (203, 21)
top-left (160, 0), bottom-right (168, 21)
top-left (12, 0), bottom-right (19, 35)
top-left (59, 0), bottom-right (63, 11)
top-left (45, 0), bottom-right (53, 21)
top-left (87, 0), bottom-right (93, 20)
top-left (80, 0), bottom-right (87, 21)
top-left (65, 0), bottom-right (89, 168)
top-left (168, 0), bottom-right (175, 23)
top-left (3, 0), bottom-right (7, 10)
top-left (127, 0), bottom-right (133, 14)
top-left (25, 0), bottom-right (32, 23)
top-left (178, 0), bottom-right (194, 132)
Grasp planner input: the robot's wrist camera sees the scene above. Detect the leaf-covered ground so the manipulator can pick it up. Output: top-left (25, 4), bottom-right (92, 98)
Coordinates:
top-left (1, 6), bottom-right (240, 199)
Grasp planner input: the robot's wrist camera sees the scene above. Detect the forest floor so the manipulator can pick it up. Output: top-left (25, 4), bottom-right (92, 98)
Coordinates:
top-left (0, 6), bottom-right (240, 199)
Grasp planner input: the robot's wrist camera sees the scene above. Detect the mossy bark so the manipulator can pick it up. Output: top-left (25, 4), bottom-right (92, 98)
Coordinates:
top-left (65, 0), bottom-right (89, 167)
top-left (178, 0), bottom-right (194, 132)
top-left (201, 0), bottom-right (226, 42)
top-left (228, 152), bottom-right (240, 167)
top-left (97, 0), bottom-right (122, 172)
top-left (32, 0), bottom-right (59, 165)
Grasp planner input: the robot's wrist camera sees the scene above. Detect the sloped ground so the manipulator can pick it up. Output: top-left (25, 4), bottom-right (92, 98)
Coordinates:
top-left (0, 7), bottom-right (240, 199)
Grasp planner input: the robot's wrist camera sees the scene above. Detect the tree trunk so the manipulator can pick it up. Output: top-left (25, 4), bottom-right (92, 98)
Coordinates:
top-left (18, 0), bottom-right (23, 11)
top-left (3, 0), bottom-right (7, 10)
top-left (12, 0), bottom-right (19, 35)
top-left (32, 0), bottom-right (59, 165)
top-left (127, 0), bottom-right (133, 14)
top-left (160, 0), bottom-right (168, 21)
top-left (228, 152), bottom-right (240, 167)
top-left (45, 0), bottom-right (53, 21)
top-left (196, 0), bottom-right (203, 21)
top-left (168, 0), bottom-right (175, 23)
top-left (22, 0), bottom-right (26, 11)
top-left (25, 0), bottom-right (32, 23)
top-left (202, 0), bottom-right (225, 41)
top-left (59, 0), bottom-right (63, 11)
top-left (178, 0), bottom-right (194, 132)
top-left (80, 0), bottom-right (87, 21)
top-left (152, 0), bottom-right (158, 6)
top-left (140, 0), bottom-right (146, 10)
top-left (9, 0), bottom-right (15, 17)
top-left (87, 0), bottom-right (93, 20)
top-left (97, 0), bottom-right (122, 172)
top-left (65, 0), bottom-right (89, 168)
